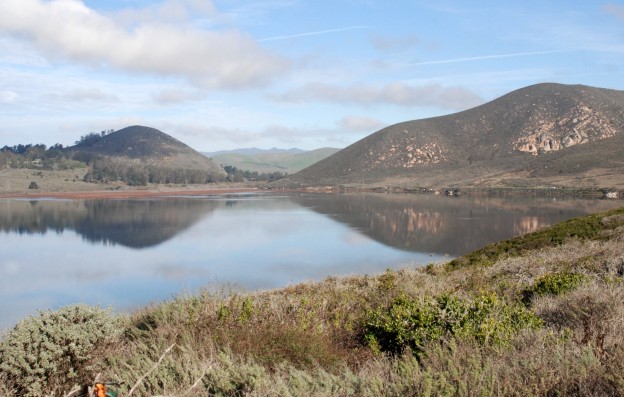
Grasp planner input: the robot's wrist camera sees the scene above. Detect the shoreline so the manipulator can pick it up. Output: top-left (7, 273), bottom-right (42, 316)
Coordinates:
top-left (0, 187), bottom-right (262, 200)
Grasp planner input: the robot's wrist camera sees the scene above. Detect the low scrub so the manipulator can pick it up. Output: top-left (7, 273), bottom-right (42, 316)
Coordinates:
top-left (364, 292), bottom-right (541, 355)
top-left (522, 271), bottom-right (586, 304)
top-left (0, 305), bottom-right (120, 396)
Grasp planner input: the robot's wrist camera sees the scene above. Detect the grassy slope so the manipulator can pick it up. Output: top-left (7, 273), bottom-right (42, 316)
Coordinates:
top-left (0, 167), bottom-right (105, 194)
top-left (212, 148), bottom-right (340, 174)
top-left (2, 206), bottom-right (624, 396)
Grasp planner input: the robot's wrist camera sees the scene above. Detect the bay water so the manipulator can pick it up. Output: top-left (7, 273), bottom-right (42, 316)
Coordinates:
top-left (1, 192), bottom-right (620, 329)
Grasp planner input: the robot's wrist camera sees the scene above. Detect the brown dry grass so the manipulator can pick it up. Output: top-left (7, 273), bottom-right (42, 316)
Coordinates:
top-left (0, 167), bottom-right (262, 198)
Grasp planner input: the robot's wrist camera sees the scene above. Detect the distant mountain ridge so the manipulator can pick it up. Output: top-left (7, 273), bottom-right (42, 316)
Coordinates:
top-left (206, 147), bottom-right (341, 174)
top-left (284, 83), bottom-right (624, 189)
top-left (204, 147), bottom-right (306, 157)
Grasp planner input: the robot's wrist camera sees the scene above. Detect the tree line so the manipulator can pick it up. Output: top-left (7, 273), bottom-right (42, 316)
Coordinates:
top-left (222, 165), bottom-right (287, 182)
top-left (2, 130), bottom-right (287, 185)
top-left (0, 143), bottom-right (74, 170)
top-left (82, 154), bottom-right (222, 186)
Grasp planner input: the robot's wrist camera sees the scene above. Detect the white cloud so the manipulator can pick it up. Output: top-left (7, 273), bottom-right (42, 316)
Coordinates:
top-left (64, 88), bottom-right (118, 102)
top-left (152, 89), bottom-right (206, 105)
top-left (114, 0), bottom-right (217, 26)
top-left (0, 90), bottom-right (18, 103)
top-left (0, 0), bottom-right (289, 89)
top-left (271, 82), bottom-right (484, 110)
top-left (369, 34), bottom-right (419, 52)
top-left (337, 115), bottom-right (386, 132)
top-left (164, 122), bottom-right (359, 149)
top-left (603, 4), bottom-right (624, 21)
top-left (0, 37), bottom-right (49, 67)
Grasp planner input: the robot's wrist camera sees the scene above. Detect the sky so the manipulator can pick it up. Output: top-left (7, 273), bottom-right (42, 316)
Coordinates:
top-left (0, 0), bottom-right (623, 152)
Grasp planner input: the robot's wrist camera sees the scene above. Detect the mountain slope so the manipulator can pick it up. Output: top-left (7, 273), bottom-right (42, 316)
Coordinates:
top-left (69, 125), bottom-right (225, 179)
top-left (285, 83), bottom-right (624, 188)
top-left (207, 147), bottom-right (340, 174)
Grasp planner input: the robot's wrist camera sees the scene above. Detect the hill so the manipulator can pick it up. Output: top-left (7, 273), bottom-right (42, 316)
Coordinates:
top-left (68, 125), bottom-right (226, 184)
top-left (283, 83), bottom-right (624, 189)
top-left (205, 147), bottom-right (340, 174)
top-left (204, 147), bottom-right (305, 156)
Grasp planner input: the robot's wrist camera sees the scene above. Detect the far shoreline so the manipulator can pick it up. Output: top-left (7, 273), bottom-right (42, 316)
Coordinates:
top-left (0, 186), bottom-right (263, 200)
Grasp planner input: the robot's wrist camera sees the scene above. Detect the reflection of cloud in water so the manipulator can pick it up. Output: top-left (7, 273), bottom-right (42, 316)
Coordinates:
top-left (0, 295), bottom-right (57, 333)
top-left (2, 260), bottom-right (19, 275)
top-left (274, 247), bottom-right (311, 260)
top-left (153, 264), bottom-right (212, 280)
top-left (265, 254), bottom-right (443, 283)
top-left (343, 230), bottom-right (373, 246)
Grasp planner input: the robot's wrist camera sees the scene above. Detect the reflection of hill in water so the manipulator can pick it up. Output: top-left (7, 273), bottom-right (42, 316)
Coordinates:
top-left (0, 199), bottom-right (220, 248)
top-left (292, 193), bottom-right (620, 256)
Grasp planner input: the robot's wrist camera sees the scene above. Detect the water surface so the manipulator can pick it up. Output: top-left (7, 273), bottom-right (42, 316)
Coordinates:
top-left (0, 192), bottom-right (620, 329)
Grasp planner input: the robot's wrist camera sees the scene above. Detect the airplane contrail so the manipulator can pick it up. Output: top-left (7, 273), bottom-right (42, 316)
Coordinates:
top-left (259, 25), bottom-right (372, 42)
top-left (411, 50), bottom-right (571, 66)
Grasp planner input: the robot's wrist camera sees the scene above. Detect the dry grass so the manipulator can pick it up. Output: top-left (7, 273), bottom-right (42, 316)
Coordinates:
top-left (0, 167), bottom-right (260, 197)
top-left (1, 206), bottom-right (624, 396)
top-left (0, 167), bottom-right (100, 194)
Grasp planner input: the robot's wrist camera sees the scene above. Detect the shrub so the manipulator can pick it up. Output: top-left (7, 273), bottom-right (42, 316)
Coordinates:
top-left (0, 305), bottom-right (120, 396)
top-left (363, 292), bottom-right (541, 355)
top-left (522, 271), bottom-right (586, 304)
top-left (27, 181), bottom-right (39, 189)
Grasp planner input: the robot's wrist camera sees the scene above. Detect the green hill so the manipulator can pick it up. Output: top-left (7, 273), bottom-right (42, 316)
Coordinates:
top-left (207, 147), bottom-right (340, 174)
top-left (68, 125), bottom-right (226, 184)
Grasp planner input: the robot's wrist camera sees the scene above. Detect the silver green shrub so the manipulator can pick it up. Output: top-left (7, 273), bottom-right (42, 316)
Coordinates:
top-left (0, 304), bottom-right (120, 396)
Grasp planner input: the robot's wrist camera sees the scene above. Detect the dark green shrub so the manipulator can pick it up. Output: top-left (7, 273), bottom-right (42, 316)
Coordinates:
top-left (27, 181), bottom-right (39, 189)
top-left (522, 272), bottom-right (586, 304)
top-left (364, 292), bottom-right (541, 355)
top-left (532, 272), bottom-right (586, 296)
top-left (0, 305), bottom-right (120, 396)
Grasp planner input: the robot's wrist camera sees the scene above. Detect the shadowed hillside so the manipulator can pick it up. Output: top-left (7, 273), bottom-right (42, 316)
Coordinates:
top-left (68, 125), bottom-right (226, 185)
top-left (283, 83), bottom-right (624, 189)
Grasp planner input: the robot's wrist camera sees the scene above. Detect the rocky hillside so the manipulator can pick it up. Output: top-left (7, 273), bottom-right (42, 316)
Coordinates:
top-left (284, 83), bottom-right (624, 189)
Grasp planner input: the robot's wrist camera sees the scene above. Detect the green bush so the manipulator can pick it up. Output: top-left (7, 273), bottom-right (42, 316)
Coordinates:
top-left (522, 272), bottom-right (586, 304)
top-left (364, 292), bottom-right (541, 355)
top-left (0, 305), bottom-right (120, 396)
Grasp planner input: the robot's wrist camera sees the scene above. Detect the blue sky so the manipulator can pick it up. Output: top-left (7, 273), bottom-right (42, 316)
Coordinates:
top-left (0, 0), bottom-right (623, 151)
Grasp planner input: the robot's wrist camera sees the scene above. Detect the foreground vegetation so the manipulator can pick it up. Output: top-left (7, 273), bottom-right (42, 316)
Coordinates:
top-left (2, 206), bottom-right (624, 396)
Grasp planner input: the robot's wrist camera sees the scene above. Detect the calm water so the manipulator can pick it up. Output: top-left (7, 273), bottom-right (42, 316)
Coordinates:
top-left (0, 192), bottom-right (621, 329)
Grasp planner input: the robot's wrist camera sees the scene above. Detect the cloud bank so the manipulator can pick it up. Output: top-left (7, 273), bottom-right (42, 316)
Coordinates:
top-left (0, 0), bottom-right (289, 89)
top-left (271, 82), bottom-right (484, 110)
